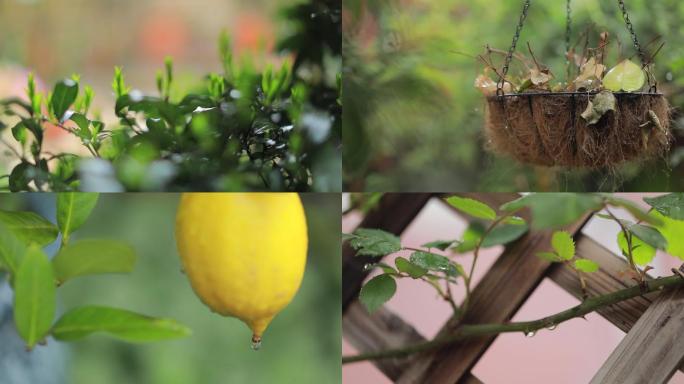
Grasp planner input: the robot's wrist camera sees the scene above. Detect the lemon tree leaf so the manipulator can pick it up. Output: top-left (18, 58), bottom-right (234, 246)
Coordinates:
top-left (552, 231), bottom-right (575, 260)
top-left (603, 59), bottom-right (645, 92)
top-left (52, 240), bottom-right (136, 285)
top-left (422, 240), bottom-right (460, 251)
top-left (644, 194), bottom-right (684, 220)
top-left (574, 259), bottom-right (599, 273)
top-left (0, 222), bottom-right (27, 276)
top-left (52, 306), bottom-right (191, 342)
top-left (446, 196), bottom-right (496, 220)
top-left (343, 228), bottom-right (401, 257)
top-left (359, 274), bottom-right (396, 313)
top-left (650, 211), bottom-right (684, 260)
top-left (482, 223), bottom-right (529, 248)
top-left (618, 231), bottom-right (655, 265)
top-left (628, 224), bottom-right (667, 250)
top-left (13, 245), bottom-right (56, 349)
top-left (56, 193), bottom-right (99, 243)
top-left (503, 216), bottom-right (526, 225)
top-left (0, 210), bottom-right (58, 247)
top-left (500, 194), bottom-right (602, 230)
top-left (395, 257), bottom-right (427, 279)
top-left (537, 252), bottom-right (563, 262)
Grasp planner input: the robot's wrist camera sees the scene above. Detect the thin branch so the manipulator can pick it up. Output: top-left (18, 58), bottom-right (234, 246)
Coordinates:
top-left (342, 273), bottom-right (684, 364)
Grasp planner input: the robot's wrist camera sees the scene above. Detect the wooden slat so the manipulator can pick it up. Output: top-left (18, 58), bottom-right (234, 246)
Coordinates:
top-left (343, 302), bottom-right (424, 380)
top-left (343, 302), bottom-right (483, 384)
top-left (591, 284), bottom-right (684, 384)
top-left (397, 214), bottom-right (591, 384)
top-left (343, 193), bottom-right (433, 312)
top-left (548, 235), bottom-right (658, 333)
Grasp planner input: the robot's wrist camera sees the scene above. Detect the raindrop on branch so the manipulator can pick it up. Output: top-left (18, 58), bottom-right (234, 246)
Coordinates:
top-left (524, 330), bottom-right (536, 338)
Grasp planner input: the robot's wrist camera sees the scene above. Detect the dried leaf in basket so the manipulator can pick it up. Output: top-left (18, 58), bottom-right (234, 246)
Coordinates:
top-left (474, 74), bottom-right (511, 96)
top-left (573, 58), bottom-right (605, 91)
top-left (530, 68), bottom-right (553, 86)
top-left (580, 90), bottom-right (616, 125)
top-left (603, 59), bottom-right (646, 92)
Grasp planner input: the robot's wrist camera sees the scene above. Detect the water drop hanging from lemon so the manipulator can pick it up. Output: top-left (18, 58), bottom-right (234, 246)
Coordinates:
top-left (175, 193), bottom-right (308, 349)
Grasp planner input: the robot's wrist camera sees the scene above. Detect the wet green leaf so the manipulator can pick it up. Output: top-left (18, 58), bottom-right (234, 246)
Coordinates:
top-left (644, 194), bottom-right (684, 221)
top-left (343, 228), bottom-right (401, 257)
top-left (395, 256), bottom-right (427, 278)
top-left (359, 274), bottom-right (396, 313)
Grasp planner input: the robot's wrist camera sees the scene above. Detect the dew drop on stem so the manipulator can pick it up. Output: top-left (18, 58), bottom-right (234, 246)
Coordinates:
top-left (524, 330), bottom-right (536, 337)
top-left (363, 263), bottom-right (375, 271)
top-left (546, 324), bottom-right (557, 331)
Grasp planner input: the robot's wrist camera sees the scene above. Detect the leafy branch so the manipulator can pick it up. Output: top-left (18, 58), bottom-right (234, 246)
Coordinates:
top-left (343, 193), bottom-right (684, 363)
top-left (0, 193), bottom-right (190, 350)
top-left (342, 271), bottom-right (684, 364)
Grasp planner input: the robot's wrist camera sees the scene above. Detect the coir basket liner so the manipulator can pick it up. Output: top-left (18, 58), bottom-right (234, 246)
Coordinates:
top-left (484, 92), bottom-right (671, 168)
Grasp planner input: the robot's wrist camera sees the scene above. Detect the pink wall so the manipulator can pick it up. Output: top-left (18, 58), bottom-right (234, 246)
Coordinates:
top-left (342, 194), bottom-right (684, 383)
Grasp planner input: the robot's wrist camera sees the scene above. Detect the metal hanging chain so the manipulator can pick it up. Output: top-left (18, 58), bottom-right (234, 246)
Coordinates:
top-left (616, 0), bottom-right (656, 91)
top-left (565, 0), bottom-right (572, 55)
top-left (617, 0), bottom-right (647, 66)
top-left (497, 0), bottom-right (531, 95)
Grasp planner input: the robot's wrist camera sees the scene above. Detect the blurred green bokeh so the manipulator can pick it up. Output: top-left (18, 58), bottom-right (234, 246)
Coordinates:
top-left (343, 0), bottom-right (684, 192)
top-left (2, 193), bottom-right (341, 384)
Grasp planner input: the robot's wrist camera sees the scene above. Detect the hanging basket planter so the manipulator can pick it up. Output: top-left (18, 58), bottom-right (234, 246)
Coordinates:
top-left (484, 91), bottom-right (670, 168)
top-left (479, 0), bottom-right (673, 168)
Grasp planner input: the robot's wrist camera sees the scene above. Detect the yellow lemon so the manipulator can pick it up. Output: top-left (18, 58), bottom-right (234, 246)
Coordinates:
top-left (175, 193), bottom-right (307, 348)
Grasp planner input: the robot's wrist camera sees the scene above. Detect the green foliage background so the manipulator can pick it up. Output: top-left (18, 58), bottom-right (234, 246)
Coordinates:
top-left (0, 194), bottom-right (341, 384)
top-left (343, 0), bottom-right (684, 192)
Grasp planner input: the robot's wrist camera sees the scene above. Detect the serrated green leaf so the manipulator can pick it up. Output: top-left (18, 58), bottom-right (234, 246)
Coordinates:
top-left (56, 193), bottom-right (99, 243)
top-left (500, 194), bottom-right (602, 229)
top-left (422, 239), bottom-right (460, 251)
top-left (644, 194), bottom-right (684, 221)
top-left (409, 251), bottom-right (459, 276)
top-left (628, 224), bottom-right (667, 250)
top-left (395, 257), bottom-right (427, 278)
top-left (52, 239), bottom-right (136, 285)
top-left (603, 196), bottom-right (663, 225)
top-left (446, 196), bottom-right (496, 220)
top-left (503, 216), bottom-right (526, 225)
top-left (537, 251), bottom-right (563, 262)
top-left (574, 259), bottom-right (599, 273)
top-left (13, 245), bottom-right (56, 349)
top-left (344, 228), bottom-right (401, 257)
top-left (0, 210), bottom-right (58, 247)
top-left (649, 211), bottom-right (684, 260)
top-left (453, 222), bottom-right (486, 253)
top-left (52, 306), bottom-right (191, 342)
top-left (482, 222), bottom-right (529, 248)
top-left (551, 231), bottom-right (575, 260)
top-left (359, 274), bottom-right (396, 313)
top-left (618, 231), bottom-right (655, 266)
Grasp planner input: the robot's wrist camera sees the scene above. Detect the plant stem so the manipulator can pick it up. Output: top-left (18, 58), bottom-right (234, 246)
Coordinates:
top-left (461, 210), bottom-right (519, 318)
top-left (606, 208), bottom-right (642, 283)
top-left (342, 273), bottom-right (684, 364)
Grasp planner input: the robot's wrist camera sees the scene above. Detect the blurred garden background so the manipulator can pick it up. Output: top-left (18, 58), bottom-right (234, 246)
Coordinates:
top-left (0, 193), bottom-right (341, 384)
top-left (343, 0), bottom-right (684, 192)
top-left (0, 0), bottom-right (341, 191)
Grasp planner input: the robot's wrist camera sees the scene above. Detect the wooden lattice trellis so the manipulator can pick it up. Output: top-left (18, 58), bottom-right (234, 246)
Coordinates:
top-left (342, 193), bottom-right (684, 384)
